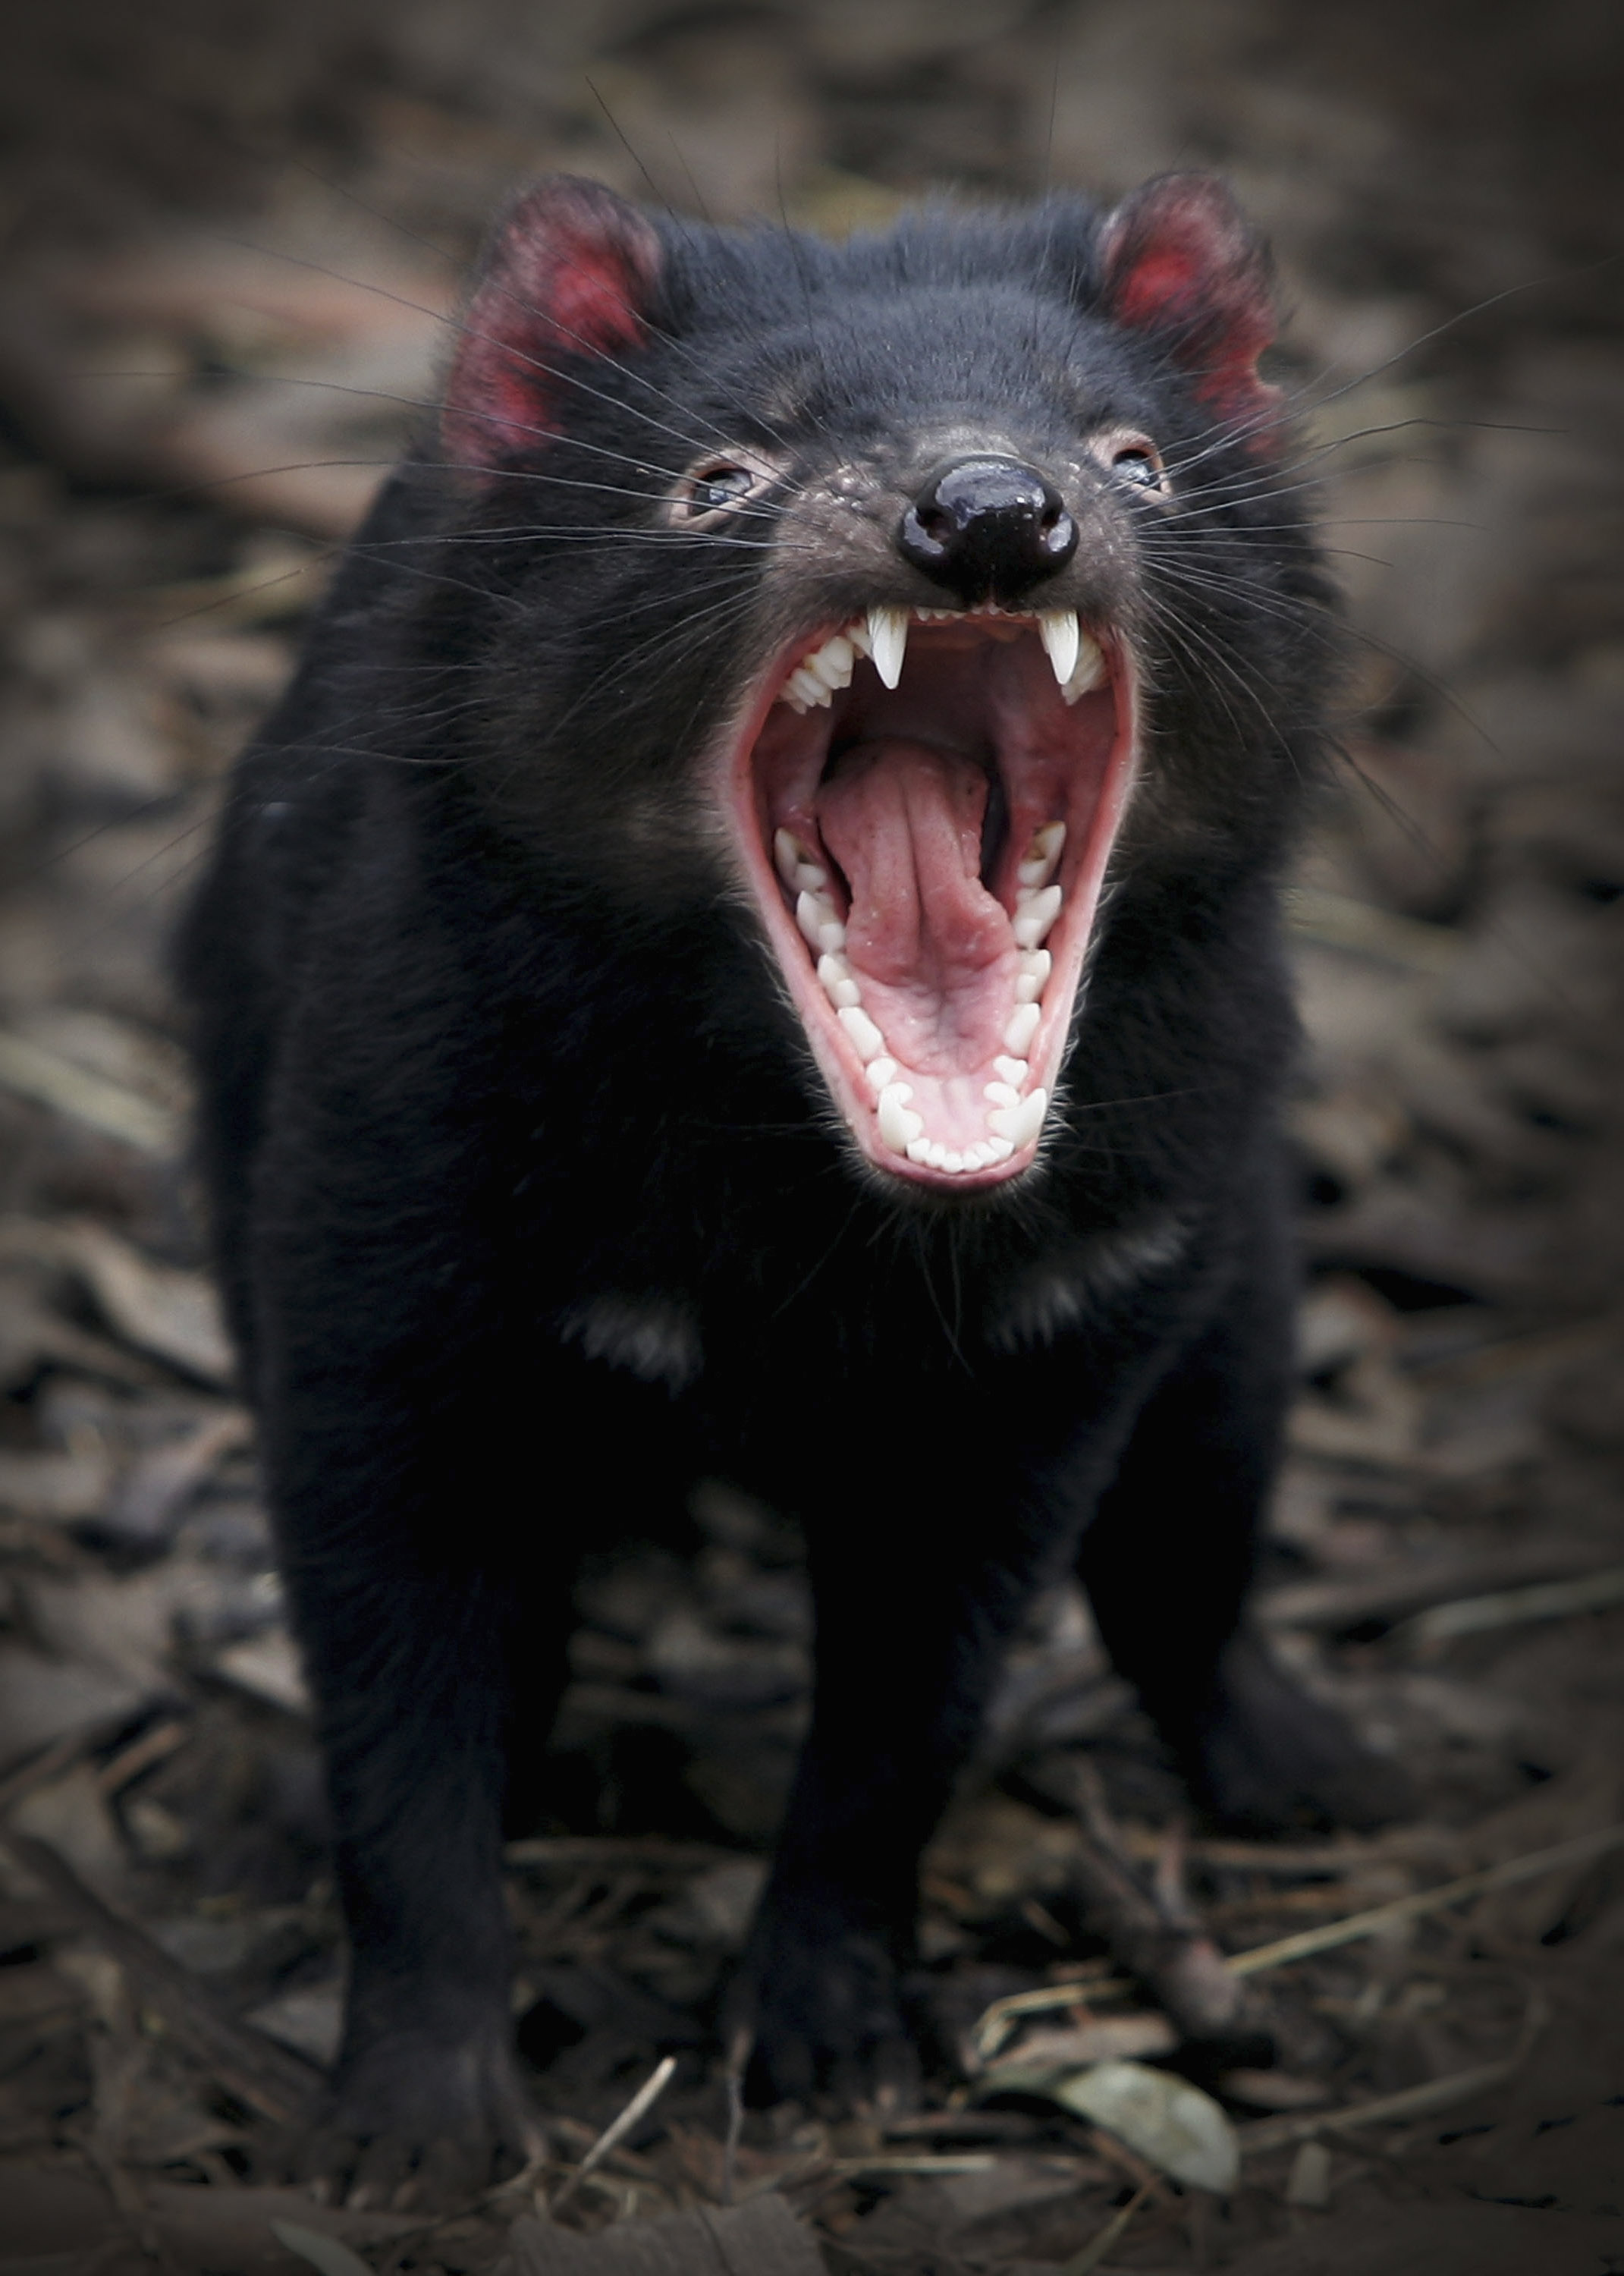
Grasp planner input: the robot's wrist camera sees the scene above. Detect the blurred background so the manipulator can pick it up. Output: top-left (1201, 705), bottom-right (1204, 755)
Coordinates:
top-left (0, 3), bottom-right (1620, 2270)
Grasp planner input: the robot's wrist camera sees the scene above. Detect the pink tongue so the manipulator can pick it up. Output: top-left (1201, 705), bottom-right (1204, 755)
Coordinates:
top-left (815, 740), bottom-right (1016, 1077)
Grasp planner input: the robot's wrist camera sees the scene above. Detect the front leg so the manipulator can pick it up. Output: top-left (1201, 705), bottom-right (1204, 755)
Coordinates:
top-left (294, 1561), bottom-right (544, 2205)
top-left (251, 1199), bottom-right (577, 2203)
top-left (729, 1397), bottom-right (1132, 2108)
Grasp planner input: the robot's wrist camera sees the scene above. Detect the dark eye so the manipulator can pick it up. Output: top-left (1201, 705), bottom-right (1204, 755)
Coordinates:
top-left (1112, 447), bottom-right (1164, 489)
top-left (693, 465), bottom-right (755, 510)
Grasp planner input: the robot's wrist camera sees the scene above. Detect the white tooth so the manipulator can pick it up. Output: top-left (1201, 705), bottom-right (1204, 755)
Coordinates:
top-left (988, 1088), bottom-right (1047, 1146)
top-left (994, 1055), bottom-right (1029, 1088)
top-left (796, 890), bottom-right (842, 952)
top-left (1014, 971), bottom-right (1041, 1003)
top-left (774, 828), bottom-right (804, 886)
top-left (865, 1055), bottom-right (898, 1093)
top-left (1013, 883), bottom-right (1063, 950)
top-left (878, 1083), bottom-right (923, 1152)
top-left (1021, 948), bottom-right (1053, 988)
top-left (867, 605), bottom-right (909, 690)
top-left (787, 667), bottom-right (831, 709)
top-left (838, 1004), bottom-right (884, 1060)
top-left (1062, 630), bottom-right (1106, 703)
top-left (818, 953), bottom-right (861, 1008)
top-left (925, 1141), bottom-right (949, 1168)
top-left (846, 616), bottom-right (872, 656)
top-left (986, 1136), bottom-right (1015, 1162)
top-left (779, 688), bottom-right (810, 715)
top-left (1013, 1088), bottom-right (1048, 1146)
top-left (1004, 1001), bottom-right (1041, 1054)
top-left (985, 1081), bottom-right (1020, 1108)
top-left (965, 1141), bottom-right (997, 1168)
top-left (806, 633), bottom-right (855, 690)
top-left (941, 1150), bottom-right (965, 1172)
top-left (1038, 610), bottom-right (1079, 687)
top-left (1017, 823), bottom-right (1066, 888)
top-left (906, 1136), bottom-right (932, 1163)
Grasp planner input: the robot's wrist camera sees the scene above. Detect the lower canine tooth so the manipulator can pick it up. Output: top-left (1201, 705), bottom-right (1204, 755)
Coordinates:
top-left (877, 1083), bottom-right (923, 1152)
top-left (1004, 1001), bottom-right (1041, 1054)
top-left (988, 1087), bottom-right (1048, 1147)
top-left (838, 1004), bottom-right (884, 1060)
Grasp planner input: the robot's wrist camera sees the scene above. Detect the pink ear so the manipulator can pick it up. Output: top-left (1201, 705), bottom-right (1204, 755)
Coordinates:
top-left (442, 178), bottom-right (662, 470)
top-left (1099, 175), bottom-right (1282, 451)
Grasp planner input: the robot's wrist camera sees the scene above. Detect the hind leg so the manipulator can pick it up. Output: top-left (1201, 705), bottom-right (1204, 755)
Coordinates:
top-left (1077, 1232), bottom-right (1409, 1832)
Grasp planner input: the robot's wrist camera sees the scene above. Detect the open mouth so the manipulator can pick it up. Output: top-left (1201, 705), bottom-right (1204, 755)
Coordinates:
top-left (724, 602), bottom-right (1139, 1190)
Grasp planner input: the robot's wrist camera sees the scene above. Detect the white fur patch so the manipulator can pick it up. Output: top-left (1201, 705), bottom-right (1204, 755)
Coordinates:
top-left (989, 1216), bottom-right (1192, 1353)
top-left (562, 1293), bottom-right (702, 1393)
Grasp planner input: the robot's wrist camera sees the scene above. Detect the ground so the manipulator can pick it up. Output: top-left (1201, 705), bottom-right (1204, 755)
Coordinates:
top-left (0, 2), bottom-right (1620, 2271)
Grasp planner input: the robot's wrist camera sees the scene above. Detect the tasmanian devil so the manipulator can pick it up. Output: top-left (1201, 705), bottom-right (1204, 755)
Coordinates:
top-left (179, 169), bottom-right (1407, 2192)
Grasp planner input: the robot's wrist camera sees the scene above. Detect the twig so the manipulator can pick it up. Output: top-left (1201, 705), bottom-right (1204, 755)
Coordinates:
top-left (1395, 1564), bottom-right (1624, 1650)
top-left (0, 1030), bottom-right (179, 1156)
top-left (548, 2054), bottom-right (677, 2213)
top-left (1239, 2050), bottom-right (1528, 2156)
top-left (1061, 2179), bottom-right (1154, 2276)
top-left (1224, 1822), bottom-right (1624, 1976)
top-left (0, 1828), bottom-right (322, 2123)
top-left (722, 2023), bottom-right (750, 2208)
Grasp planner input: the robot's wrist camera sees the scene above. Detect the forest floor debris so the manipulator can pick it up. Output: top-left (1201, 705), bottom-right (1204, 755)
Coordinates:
top-left (0, 2), bottom-right (1619, 2270)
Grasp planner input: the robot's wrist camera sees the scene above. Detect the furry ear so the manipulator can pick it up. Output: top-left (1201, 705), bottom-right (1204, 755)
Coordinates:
top-left (1098, 174), bottom-right (1282, 451)
top-left (441, 177), bottom-right (663, 470)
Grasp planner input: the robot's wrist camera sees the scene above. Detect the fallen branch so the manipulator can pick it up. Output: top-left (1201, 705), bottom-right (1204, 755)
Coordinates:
top-left (1224, 1822), bottom-right (1624, 1976)
top-left (1395, 1564), bottom-right (1624, 1651)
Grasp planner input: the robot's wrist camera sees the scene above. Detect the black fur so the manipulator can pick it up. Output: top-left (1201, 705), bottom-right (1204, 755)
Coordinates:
top-left (180, 178), bottom-right (1405, 2190)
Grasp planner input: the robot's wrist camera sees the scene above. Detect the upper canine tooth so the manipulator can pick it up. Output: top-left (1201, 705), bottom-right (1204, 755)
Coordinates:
top-left (867, 606), bottom-right (909, 690)
top-left (1061, 630), bottom-right (1106, 703)
top-left (1017, 823), bottom-right (1066, 888)
top-left (1038, 610), bottom-right (1080, 687)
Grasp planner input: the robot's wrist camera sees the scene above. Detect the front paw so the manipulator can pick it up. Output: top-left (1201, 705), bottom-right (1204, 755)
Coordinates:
top-left (727, 1905), bottom-right (920, 2112)
top-left (1189, 1633), bottom-right (1413, 1834)
top-left (294, 2027), bottom-right (539, 2209)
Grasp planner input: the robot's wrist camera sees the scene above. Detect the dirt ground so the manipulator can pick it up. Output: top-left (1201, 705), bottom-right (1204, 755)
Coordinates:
top-left (0, 2), bottom-right (1620, 2271)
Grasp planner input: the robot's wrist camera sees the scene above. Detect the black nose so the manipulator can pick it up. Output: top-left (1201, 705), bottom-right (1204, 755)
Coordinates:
top-left (897, 457), bottom-right (1077, 604)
